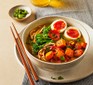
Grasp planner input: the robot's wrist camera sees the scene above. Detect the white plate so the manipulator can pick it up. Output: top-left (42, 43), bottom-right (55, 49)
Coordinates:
top-left (14, 17), bottom-right (93, 83)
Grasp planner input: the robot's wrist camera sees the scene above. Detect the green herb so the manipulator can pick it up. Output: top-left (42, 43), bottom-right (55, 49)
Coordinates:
top-left (32, 43), bottom-right (39, 53)
top-left (60, 33), bottom-right (66, 40)
top-left (51, 76), bottom-right (64, 80)
top-left (32, 43), bottom-right (44, 54)
top-left (60, 56), bottom-right (65, 61)
top-left (38, 44), bottom-right (45, 49)
top-left (35, 34), bottom-right (44, 44)
top-left (66, 46), bottom-right (72, 48)
top-left (13, 8), bottom-right (28, 19)
top-left (60, 33), bottom-right (63, 38)
top-left (58, 76), bottom-right (64, 80)
top-left (43, 34), bottom-right (49, 39)
top-left (45, 47), bottom-right (50, 53)
top-left (35, 34), bottom-right (43, 40)
top-left (76, 38), bottom-right (81, 42)
top-left (51, 77), bottom-right (56, 80)
top-left (73, 48), bottom-right (76, 50)
top-left (35, 33), bottom-right (51, 45)
top-left (42, 26), bottom-right (51, 34)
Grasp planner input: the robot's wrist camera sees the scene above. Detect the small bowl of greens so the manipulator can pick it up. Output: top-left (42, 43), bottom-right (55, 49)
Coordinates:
top-left (9, 5), bottom-right (32, 21)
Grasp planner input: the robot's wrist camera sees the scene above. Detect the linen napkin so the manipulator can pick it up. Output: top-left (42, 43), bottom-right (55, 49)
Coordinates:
top-left (22, 0), bottom-right (93, 85)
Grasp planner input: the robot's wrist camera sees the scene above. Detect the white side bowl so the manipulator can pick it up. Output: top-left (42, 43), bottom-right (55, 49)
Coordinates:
top-left (22, 16), bottom-right (89, 72)
top-left (9, 5), bottom-right (32, 21)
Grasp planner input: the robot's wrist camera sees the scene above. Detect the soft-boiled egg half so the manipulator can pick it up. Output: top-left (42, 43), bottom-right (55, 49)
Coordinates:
top-left (64, 27), bottom-right (81, 40)
top-left (51, 19), bottom-right (67, 33)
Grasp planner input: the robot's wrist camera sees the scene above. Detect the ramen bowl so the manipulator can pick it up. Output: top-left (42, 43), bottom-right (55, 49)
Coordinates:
top-left (22, 16), bottom-right (89, 72)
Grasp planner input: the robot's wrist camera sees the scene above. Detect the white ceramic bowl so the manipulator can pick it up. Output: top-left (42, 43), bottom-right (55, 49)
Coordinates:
top-left (22, 16), bottom-right (89, 72)
top-left (9, 5), bottom-right (32, 21)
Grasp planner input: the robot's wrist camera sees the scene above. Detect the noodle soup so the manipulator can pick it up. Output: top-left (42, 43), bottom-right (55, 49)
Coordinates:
top-left (26, 19), bottom-right (87, 63)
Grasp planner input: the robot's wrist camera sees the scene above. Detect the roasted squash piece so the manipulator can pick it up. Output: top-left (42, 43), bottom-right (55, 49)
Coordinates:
top-left (74, 49), bottom-right (83, 57)
top-left (65, 48), bottom-right (74, 57)
top-left (56, 39), bottom-right (66, 48)
top-left (45, 51), bottom-right (54, 61)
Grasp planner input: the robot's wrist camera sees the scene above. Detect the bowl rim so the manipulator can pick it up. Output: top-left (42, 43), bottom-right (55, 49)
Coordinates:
top-left (9, 4), bottom-right (32, 21)
top-left (22, 15), bottom-right (90, 65)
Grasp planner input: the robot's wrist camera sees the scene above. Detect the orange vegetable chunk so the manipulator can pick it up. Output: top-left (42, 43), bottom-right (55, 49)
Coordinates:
top-left (56, 39), bottom-right (66, 48)
top-left (45, 51), bottom-right (54, 61)
top-left (65, 48), bottom-right (74, 57)
top-left (74, 49), bottom-right (83, 57)
top-left (55, 48), bottom-right (64, 58)
top-left (75, 42), bottom-right (82, 49)
top-left (81, 42), bottom-right (87, 49)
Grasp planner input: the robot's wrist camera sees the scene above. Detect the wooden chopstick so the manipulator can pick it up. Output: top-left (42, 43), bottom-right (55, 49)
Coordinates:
top-left (11, 23), bottom-right (39, 82)
top-left (10, 27), bottom-right (35, 85)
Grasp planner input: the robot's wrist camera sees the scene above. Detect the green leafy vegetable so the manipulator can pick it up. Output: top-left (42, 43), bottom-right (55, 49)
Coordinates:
top-left (42, 26), bottom-right (51, 34)
top-left (43, 34), bottom-right (49, 39)
top-left (32, 43), bottom-right (44, 54)
top-left (32, 43), bottom-right (39, 53)
top-left (35, 26), bottom-right (53, 45)
top-left (35, 34), bottom-right (43, 40)
top-left (35, 34), bottom-right (44, 44)
top-left (32, 25), bottom-right (53, 54)
top-left (35, 34), bottom-right (51, 44)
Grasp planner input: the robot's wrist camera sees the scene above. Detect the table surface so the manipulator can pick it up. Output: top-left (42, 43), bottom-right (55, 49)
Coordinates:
top-left (0, 0), bottom-right (35, 85)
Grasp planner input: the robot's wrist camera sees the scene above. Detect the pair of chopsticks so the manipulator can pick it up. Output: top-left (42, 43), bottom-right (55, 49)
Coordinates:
top-left (10, 23), bottom-right (39, 85)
